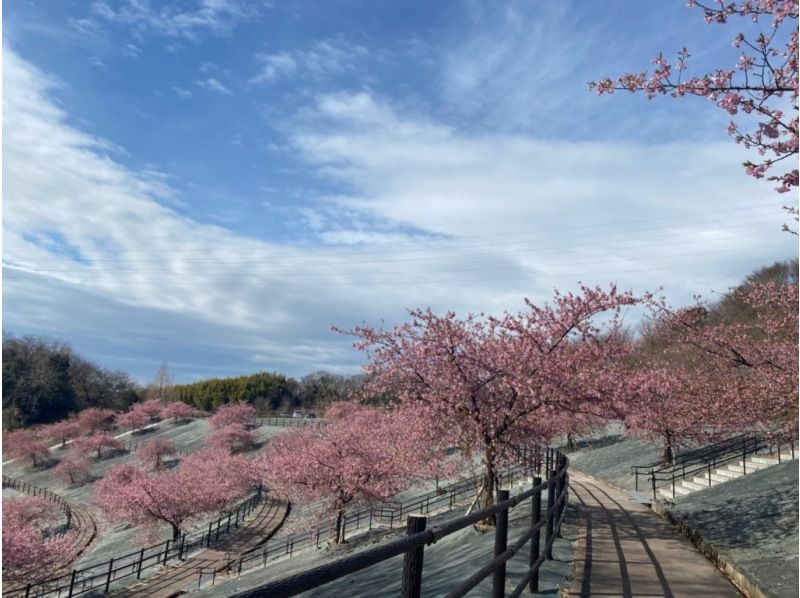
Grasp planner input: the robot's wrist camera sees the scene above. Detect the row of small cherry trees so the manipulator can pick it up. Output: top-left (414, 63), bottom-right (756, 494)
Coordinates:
top-left (2, 401), bottom-right (261, 583)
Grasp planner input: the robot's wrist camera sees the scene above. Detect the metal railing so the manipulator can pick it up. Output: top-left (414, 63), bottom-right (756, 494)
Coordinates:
top-left (2, 475), bottom-right (73, 531)
top-left (5, 486), bottom-right (267, 598)
top-left (195, 446), bottom-right (563, 595)
top-left (633, 431), bottom-right (797, 500)
top-left (226, 450), bottom-right (569, 598)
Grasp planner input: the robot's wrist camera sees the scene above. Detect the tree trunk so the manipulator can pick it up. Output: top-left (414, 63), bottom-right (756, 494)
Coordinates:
top-left (663, 432), bottom-right (674, 466)
top-left (172, 524), bottom-right (181, 540)
top-left (567, 432), bottom-right (576, 450)
top-left (333, 509), bottom-right (346, 545)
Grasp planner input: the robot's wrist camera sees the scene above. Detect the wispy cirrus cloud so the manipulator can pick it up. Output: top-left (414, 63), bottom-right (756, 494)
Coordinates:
top-left (89, 0), bottom-right (261, 41)
top-left (249, 38), bottom-right (369, 85)
top-left (196, 77), bottom-right (233, 95)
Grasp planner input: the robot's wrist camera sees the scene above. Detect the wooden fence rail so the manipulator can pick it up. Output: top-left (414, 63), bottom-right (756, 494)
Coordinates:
top-left (227, 450), bottom-right (569, 598)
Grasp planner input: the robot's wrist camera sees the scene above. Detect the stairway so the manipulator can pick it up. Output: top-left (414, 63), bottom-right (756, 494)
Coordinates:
top-left (658, 449), bottom-right (797, 500)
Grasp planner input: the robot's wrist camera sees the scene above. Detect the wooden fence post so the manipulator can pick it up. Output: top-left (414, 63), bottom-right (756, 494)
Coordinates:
top-left (401, 515), bottom-right (427, 598)
top-left (136, 548), bottom-right (145, 579)
top-left (545, 470), bottom-right (556, 560)
top-left (492, 489), bottom-right (510, 598)
top-left (530, 477), bottom-right (542, 592)
top-left (105, 558), bottom-right (115, 593)
top-left (67, 569), bottom-right (77, 598)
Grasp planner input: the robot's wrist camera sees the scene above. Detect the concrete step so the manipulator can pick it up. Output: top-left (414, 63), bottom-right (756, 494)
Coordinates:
top-left (657, 484), bottom-right (692, 498)
top-left (750, 455), bottom-right (779, 466)
top-left (680, 480), bottom-right (707, 491)
top-left (691, 475), bottom-right (722, 487)
top-left (715, 468), bottom-right (742, 479)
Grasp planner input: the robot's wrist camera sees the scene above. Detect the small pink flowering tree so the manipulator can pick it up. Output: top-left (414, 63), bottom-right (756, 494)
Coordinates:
top-left (161, 401), bottom-right (196, 424)
top-left (52, 453), bottom-right (92, 486)
top-left (72, 433), bottom-right (124, 460)
top-left (116, 405), bottom-right (151, 435)
top-left (590, 0), bottom-right (798, 209)
top-left (340, 285), bottom-right (644, 509)
top-left (208, 424), bottom-right (257, 454)
top-left (137, 399), bottom-right (165, 422)
top-left (2, 430), bottom-right (51, 468)
top-left (620, 368), bottom-right (703, 465)
top-left (136, 439), bottom-right (177, 470)
top-left (209, 402), bottom-right (256, 429)
top-left (258, 405), bottom-right (430, 545)
top-left (649, 279), bottom-right (798, 437)
top-left (76, 408), bottom-right (117, 435)
top-left (94, 449), bottom-right (255, 540)
top-left (2, 497), bottom-right (75, 583)
top-left (42, 418), bottom-right (82, 450)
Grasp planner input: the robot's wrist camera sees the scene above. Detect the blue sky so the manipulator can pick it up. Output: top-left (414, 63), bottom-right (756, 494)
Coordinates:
top-left (3, 1), bottom-right (796, 383)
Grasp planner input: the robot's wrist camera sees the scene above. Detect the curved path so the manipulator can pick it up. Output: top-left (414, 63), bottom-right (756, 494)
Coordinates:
top-left (2, 476), bottom-right (97, 589)
top-left (567, 472), bottom-right (742, 597)
top-left (110, 495), bottom-right (290, 598)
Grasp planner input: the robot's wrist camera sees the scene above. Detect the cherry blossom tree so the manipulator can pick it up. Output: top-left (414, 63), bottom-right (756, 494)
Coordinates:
top-left (137, 399), bottom-right (165, 422)
top-left (94, 449), bottom-right (256, 539)
top-left (2, 497), bottom-right (75, 583)
top-left (649, 279), bottom-right (798, 437)
top-left (590, 0), bottom-right (798, 210)
top-left (619, 368), bottom-right (703, 465)
top-left (136, 438), bottom-right (177, 470)
top-left (208, 424), bottom-right (257, 453)
top-left (42, 418), bottom-right (82, 450)
top-left (53, 453), bottom-right (92, 486)
top-left (2, 430), bottom-right (50, 468)
top-left (258, 405), bottom-right (424, 544)
top-left (209, 402), bottom-right (256, 429)
top-left (116, 405), bottom-right (151, 435)
top-left (340, 285), bottom-right (644, 509)
top-left (75, 407), bottom-right (117, 435)
top-left (161, 401), bottom-right (196, 424)
top-left (72, 433), bottom-right (124, 460)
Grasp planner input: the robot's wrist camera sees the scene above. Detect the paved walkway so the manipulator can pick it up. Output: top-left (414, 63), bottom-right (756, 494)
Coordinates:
top-left (567, 472), bottom-right (742, 597)
top-left (110, 495), bottom-right (290, 598)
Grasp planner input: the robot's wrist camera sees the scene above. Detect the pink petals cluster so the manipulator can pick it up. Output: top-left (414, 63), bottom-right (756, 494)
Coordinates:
top-left (160, 400), bottom-right (196, 423)
top-left (341, 285), bottom-right (643, 507)
top-left (2, 497), bottom-right (75, 584)
top-left (209, 402), bottom-right (256, 429)
top-left (650, 280), bottom-right (798, 438)
top-left (257, 403), bottom-right (442, 544)
top-left (94, 449), bottom-right (256, 540)
top-left (590, 0), bottom-right (798, 195)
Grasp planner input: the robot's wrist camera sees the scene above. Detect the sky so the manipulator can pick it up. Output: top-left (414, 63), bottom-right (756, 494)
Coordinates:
top-left (2, 0), bottom-right (797, 383)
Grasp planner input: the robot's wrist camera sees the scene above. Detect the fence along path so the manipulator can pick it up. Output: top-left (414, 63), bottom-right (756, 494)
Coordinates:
top-left (193, 446), bottom-right (552, 590)
top-left (108, 494), bottom-right (291, 598)
top-left (227, 449), bottom-right (570, 598)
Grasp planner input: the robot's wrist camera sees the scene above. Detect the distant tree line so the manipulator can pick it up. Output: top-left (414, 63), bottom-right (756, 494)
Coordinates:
top-left (2, 336), bottom-right (140, 428)
top-left (2, 334), bottom-right (364, 429)
top-left (173, 370), bottom-right (363, 414)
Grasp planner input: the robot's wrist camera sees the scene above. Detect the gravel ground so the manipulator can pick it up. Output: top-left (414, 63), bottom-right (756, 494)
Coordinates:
top-left (565, 431), bottom-right (799, 598)
top-left (193, 488), bottom-right (577, 597)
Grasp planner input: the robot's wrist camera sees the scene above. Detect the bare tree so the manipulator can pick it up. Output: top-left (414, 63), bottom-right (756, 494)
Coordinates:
top-left (147, 362), bottom-right (175, 402)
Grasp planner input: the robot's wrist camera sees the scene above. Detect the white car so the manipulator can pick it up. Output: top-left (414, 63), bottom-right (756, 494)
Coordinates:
top-left (292, 411), bottom-right (302, 419)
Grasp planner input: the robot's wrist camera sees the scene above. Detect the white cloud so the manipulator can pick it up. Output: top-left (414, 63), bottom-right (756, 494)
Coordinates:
top-left (250, 51), bottom-right (298, 84)
top-left (197, 77), bottom-right (233, 95)
top-left (90, 0), bottom-right (259, 41)
top-left (249, 38), bottom-right (369, 85)
top-left (3, 49), bottom-right (794, 380)
top-left (172, 85), bottom-right (193, 99)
